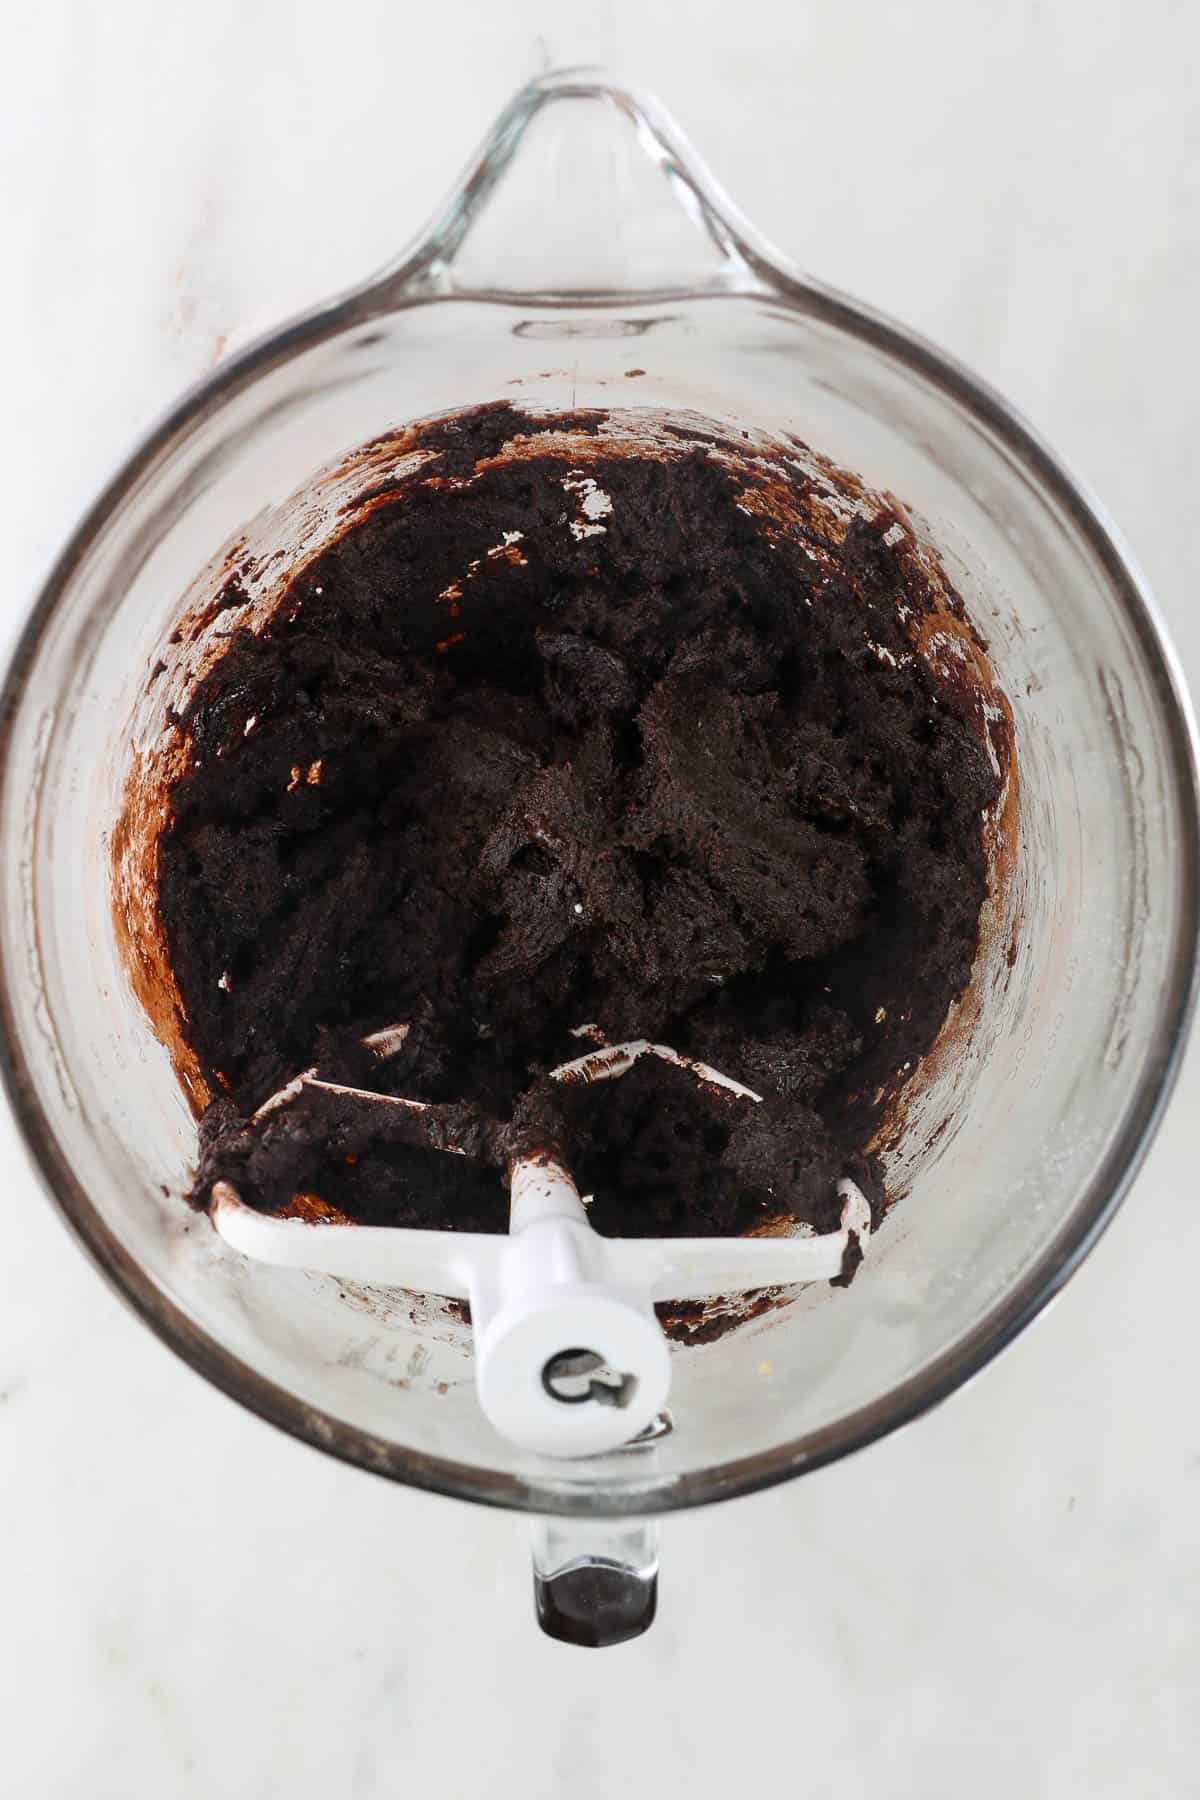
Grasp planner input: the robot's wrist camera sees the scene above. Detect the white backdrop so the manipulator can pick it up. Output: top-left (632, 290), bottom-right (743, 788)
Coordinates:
top-left (2, 3), bottom-right (1198, 1794)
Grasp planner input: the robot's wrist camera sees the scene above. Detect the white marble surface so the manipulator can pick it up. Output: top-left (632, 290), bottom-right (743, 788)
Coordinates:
top-left (3, 3), bottom-right (1198, 1793)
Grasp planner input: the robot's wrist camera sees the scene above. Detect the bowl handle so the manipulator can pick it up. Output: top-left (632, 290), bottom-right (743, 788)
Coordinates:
top-left (367, 67), bottom-right (781, 303)
top-left (531, 1514), bottom-right (659, 1648)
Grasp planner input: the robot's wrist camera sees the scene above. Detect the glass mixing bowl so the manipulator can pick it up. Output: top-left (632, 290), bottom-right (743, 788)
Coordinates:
top-left (2, 70), bottom-right (1197, 1645)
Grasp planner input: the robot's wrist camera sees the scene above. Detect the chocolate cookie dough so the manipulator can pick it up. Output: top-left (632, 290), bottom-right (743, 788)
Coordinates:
top-left (157, 404), bottom-right (1001, 1244)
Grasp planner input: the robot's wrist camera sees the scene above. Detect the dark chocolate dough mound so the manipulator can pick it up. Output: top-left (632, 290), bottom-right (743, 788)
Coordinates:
top-left (159, 404), bottom-right (1000, 1241)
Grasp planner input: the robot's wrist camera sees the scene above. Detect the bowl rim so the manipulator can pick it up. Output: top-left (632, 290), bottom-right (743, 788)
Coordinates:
top-left (2, 75), bottom-right (1198, 1519)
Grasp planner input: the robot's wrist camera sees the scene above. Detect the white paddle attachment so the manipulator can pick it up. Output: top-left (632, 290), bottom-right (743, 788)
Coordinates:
top-left (211, 1031), bottom-right (872, 1458)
